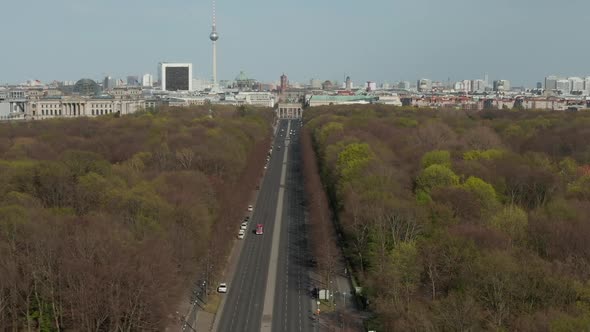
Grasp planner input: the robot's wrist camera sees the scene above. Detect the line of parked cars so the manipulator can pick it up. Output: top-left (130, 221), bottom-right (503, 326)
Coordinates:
top-left (238, 213), bottom-right (250, 240)
top-left (265, 147), bottom-right (273, 169)
top-left (222, 134), bottom-right (281, 294)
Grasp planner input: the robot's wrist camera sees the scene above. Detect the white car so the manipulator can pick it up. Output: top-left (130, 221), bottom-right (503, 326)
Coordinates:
top-left (241, 222), bottom-right (248, 230)
top-left (238, 229), bottom-right (245, 239)
top-left (218, 283), bottom-right (227, 293)
top-left (248, 205), bottom-right (253, 212)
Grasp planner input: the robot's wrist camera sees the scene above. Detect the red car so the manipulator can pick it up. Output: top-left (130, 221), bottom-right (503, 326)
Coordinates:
top-left (256, 224), bottom-right (264, 235)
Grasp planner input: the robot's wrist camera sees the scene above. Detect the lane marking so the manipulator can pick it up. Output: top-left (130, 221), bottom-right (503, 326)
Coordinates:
top-left (260, 121), bottom-right (291, 332)
top-left (215, 122), bottom-right (288, 332)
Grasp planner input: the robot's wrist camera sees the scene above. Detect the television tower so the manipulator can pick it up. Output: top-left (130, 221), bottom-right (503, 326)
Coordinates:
top-left (209, 0), bottom-right (219, 91)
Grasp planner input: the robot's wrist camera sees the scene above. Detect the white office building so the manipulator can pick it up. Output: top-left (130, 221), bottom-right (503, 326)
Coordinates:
top-left (142, 74), bottom-right (153, 87)
top-left (471, 79), bottom-right (486, 93)
top-left (310, 79), bottom-right (322, 89)
top-left (556, 79), bottom-right (571, 93)
top-left (417, 79), bottom-right (432, 92)
top-left (234, 92), bottom-right (276, 108)
top-left (545, 76), bottom-right (559, 90)
top-left (493, 80), bottom-right (511, 92)
top-left (365, 81), bottom-right (377, 91)
top-left (398, 81), bottom-right (411, 90)
top-left (569, 77), bottom-right (584, 93)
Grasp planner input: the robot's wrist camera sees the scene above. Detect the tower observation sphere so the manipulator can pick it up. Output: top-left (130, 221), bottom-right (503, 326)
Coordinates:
top-left (210, 30), bottom-right (219, 41)
top-left (210, 0), bottom-right (219, 91)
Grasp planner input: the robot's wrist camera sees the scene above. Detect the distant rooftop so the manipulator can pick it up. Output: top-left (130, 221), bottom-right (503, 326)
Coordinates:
top-left (309, 95), bottom-right (375, 102)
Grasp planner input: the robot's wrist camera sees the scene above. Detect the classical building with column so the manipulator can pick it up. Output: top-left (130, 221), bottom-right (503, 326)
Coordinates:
top-left (276, 103), bottom-right (303, 119)
top-left (28, 96), bottom-right (145, 120)
top-left (20, 79), bottom-right (146, 120)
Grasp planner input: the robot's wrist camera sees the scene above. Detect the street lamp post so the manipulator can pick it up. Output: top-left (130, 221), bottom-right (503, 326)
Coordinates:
top-left (177, 311), bottom-right (197, 332)
top-left (202, 279), bottom-right (208, 304)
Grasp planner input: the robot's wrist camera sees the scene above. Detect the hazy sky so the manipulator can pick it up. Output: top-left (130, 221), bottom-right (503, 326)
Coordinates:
top-left (2, 0), bottom-right (589, 86)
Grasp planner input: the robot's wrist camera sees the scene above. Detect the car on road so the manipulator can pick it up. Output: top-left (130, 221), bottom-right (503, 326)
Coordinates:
top-left (256, 224), bottom-right (264, 235)
top-left (238, 229), bottom-right (245, 239)
top-left (240, 222), bottom-right (248, 230)
top-left (248, 205), bottom-right (253, 212)
top-left (217, 283), bottom-right (227, 293)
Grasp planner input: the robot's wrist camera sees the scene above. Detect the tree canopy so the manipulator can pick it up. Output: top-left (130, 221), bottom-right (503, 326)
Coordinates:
top-left (304, 105), bottom-right (590, 331)
top-left (0, 105), bottom-right (273, 330)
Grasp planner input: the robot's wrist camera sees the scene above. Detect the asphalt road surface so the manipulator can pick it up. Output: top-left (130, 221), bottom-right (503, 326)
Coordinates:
top-left (271, 120), bottom-right (315, 332)
top-left (216, 119), bottom-right (315, 332)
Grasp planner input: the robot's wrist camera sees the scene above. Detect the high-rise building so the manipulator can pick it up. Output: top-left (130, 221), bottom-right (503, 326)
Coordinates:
top-left (493, 80), bottom-right (511, 92)
top-left (310, 79), bottom-right (322, 89)
top-left (545, 76), bottom-right (559, 90)
top-left (365, 81), bottom-right (377, 91)
top-left (345, 76), bottom-right (353, 90)
top-left (472, 79), bottom-right (486, 93)
top-left (103, 76), bottom-right (116, 90)
top-left (462, 80), bottom-right (472, 93)
top-left (142, 74), bottom-right (153, 87)
top-left (555, 79), bottom-right (570, 93)
top-left (398, 81), bottom-right (410, 90)
top-left (417, 79), bottom-right (432, 92)
top-left (159, 63), bottom-right (193, 91)
top-left (280, 73), bottom-right (288, 93)
top-left (127, 76), bottom-right (139, 86)
top-left (569, 77), bottom-right (584, 92)
top-left (536, 82), bottom-right (543, 89)
top-left (585, 77), bottom-right (590, 94)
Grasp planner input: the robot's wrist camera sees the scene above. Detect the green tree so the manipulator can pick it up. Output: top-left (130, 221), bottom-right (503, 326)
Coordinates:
top-left (75, 172), bottom-right (110, 215)
top-left (388, 241), bottom-right (422, 309)
top-left (567, 176), bottom-right (590, 200)
top-left (336, 143), bottom-right (374, 183)
top-left (489, 205), bottom-right (528, 242)
top-left (416, 164), bottom-right (459, 192)
top-left (558, 157), bottom-right (578, 184)
top-left (60, 150), bottom-right (111, 177)
top-left (317, 121), bottom-right (344, 146)
top-left (463, 176), bottom-right (498, 213)
top-left (550, 314), bottom-right (590, 332)
top-left (421, 150), bottom-right (451, 169)
top-left (463, 149), bottom-right (505, 161)
top-left (472, 251), bottom-right (520, 328)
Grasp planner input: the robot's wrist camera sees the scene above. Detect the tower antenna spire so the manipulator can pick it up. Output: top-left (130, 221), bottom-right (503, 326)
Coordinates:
top-left (209, 0), bottom-right (219, 91)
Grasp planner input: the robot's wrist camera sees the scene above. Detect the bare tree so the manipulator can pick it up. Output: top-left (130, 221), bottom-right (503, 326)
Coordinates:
top-left (463, 126), bottom-right (503, 150)
top-left (176, 148), bottom-right (195, 170)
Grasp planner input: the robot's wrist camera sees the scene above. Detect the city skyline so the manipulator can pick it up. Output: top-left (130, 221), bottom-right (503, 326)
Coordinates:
top-left (2, 0), bottom-right (590, 85)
